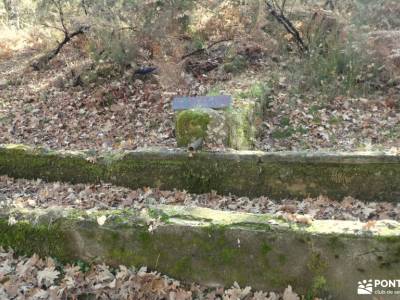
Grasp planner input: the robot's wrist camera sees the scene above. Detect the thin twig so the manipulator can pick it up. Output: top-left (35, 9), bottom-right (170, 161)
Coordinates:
top-left (33, 0), bottom-right (90, 70)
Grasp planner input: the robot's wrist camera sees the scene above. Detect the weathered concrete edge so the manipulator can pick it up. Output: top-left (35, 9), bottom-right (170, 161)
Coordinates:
top-left (1, 205), bottom-right (400, 300)
top-left (3, 143), bottom-right (400, 165)
top-left (1, 144), bottom-right (400, 201)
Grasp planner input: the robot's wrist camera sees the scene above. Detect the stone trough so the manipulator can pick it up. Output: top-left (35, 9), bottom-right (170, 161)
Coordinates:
top-left (1, 144), bottom-right (400, 299)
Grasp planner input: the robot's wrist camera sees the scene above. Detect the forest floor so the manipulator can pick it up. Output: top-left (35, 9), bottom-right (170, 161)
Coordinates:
top-left (1, 3), bottom-right (400, 299)
top-left (0, 2), bottom-right (400, 152)
top-left (0, 41), bottom-right (177, 150)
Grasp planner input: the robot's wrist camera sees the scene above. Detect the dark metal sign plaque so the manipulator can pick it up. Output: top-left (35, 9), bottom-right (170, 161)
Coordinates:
top-left (172, 95), bottom-right (231, 111)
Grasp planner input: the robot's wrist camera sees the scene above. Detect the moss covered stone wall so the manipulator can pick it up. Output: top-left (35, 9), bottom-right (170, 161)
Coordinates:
top-left (1, 144), bottom-right (400, 201)
top-left (1, 206), bottom-right (400, 300)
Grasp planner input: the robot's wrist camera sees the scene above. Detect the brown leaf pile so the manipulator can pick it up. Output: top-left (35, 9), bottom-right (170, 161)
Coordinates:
top-left (1, 176), bottom-right (399, 222)
top-left (0, 45), bottom-right (177, 151)
top-left (0, 248), bottom-right (301, 300)
top-left (256, 94), bottom-right (400, 152)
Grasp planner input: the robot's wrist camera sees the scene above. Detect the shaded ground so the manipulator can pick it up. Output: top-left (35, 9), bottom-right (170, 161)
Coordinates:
top-left (1, 176), bottom-right (399, 223)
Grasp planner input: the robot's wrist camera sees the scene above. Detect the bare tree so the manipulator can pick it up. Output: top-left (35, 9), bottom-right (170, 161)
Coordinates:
top-left (264, 0), bottom-right (308, 53)
top-left (32, 0), bottom-right (90, 70)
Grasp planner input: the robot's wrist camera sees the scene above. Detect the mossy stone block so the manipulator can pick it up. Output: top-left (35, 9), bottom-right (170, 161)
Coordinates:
top-left (176, 109), bottom-right (211, 147)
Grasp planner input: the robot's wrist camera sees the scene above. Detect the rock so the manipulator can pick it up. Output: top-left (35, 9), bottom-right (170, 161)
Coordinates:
top-left (204, 108), bottom-right (228, 146)
top-left (174, 94), bottom-right (262, 150)
top-left (175, 108), bottom-right (228, 148)
top-left (226, 99), bottom-right (260, 150)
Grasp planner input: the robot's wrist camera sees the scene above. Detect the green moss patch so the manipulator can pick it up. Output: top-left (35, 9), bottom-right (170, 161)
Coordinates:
top-left (176, 110), bottom-right (211, 147)
top-left (226, 106), bottom-right (253, 149)
top-left (0, 146), bottom-right (105, 184)
top-left (0, 218), bottom-right (74, 261)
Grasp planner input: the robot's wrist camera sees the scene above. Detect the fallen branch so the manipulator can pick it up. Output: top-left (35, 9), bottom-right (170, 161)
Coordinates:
top-left (31, 26), bottom-right (89, 70)
top-left (32, 0), bottom-right (90, 70)
top-left (47, 26), bottom-right (88, 62)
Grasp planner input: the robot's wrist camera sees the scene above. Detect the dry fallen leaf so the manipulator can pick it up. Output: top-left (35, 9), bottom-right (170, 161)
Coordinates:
top-left (37, 267), bottom-right (60, 287)
top-left (97, 215), bottom-right (107, 226)
top-left (362, 220), bottom-right (377, 231)
top-left (295, 214), bottom-right (313, 225)
top-left (282, 285), bottom-right (300, 300)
